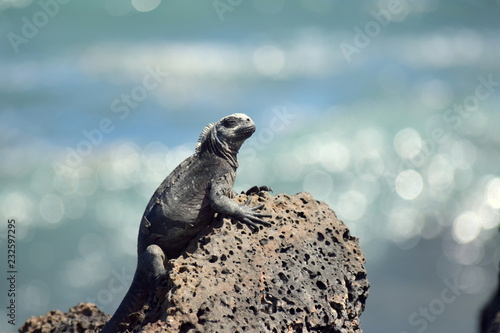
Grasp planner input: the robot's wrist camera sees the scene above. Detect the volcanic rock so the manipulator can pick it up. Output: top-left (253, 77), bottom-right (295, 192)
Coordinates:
top-left (19, 303), bottom-right (110, 333)
top-left (131, 192), bottom-right (369, 332)
top-left (19, 192), bottom-right (369, 333)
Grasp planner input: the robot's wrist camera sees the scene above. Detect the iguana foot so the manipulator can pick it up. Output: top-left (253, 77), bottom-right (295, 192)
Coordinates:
top-left (244, 185), bottom-right (274, 196)
top-left (142, 244), bottom-right (167, 284)
top-left (235, 198), bottom-right (272, 232)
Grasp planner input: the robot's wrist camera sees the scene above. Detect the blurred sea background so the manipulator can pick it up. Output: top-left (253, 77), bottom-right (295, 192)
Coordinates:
top-left (1, 0), bottom-right (500, 332)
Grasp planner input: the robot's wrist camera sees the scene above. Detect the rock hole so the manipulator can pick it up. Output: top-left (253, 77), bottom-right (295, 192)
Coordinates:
top-left (329, 301), bottom-right (342, 311)
top-left (317, 232), bottom-right (325, 241)
top-left (278, 272), bottom-right (288, 283)
top-left (179, 323), bottom-right (196, 333)
top-left (278, 246), bottom-right (291, 253)
top-left (196, 309), bottom-right (206, 325)
top-left (316, 280), bottom-right (327, 290)
top-left (209, 255), bottom-right (218, 263)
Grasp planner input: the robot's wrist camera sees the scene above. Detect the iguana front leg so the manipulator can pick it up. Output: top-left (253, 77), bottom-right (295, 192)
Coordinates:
top-left (210, 177), bottom-right (272, 231)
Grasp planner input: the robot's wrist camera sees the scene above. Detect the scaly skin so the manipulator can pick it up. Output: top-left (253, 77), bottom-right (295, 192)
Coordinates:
top-left (101, 114), bottom-right (271, 332)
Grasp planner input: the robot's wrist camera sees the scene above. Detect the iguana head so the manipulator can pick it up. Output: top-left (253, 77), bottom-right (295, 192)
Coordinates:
top-left (196, 113), bottom-right (256, 167)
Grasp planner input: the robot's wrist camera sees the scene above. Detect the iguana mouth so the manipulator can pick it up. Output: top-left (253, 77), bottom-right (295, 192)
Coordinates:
top-left (236, 125), bottom-right (256, 138)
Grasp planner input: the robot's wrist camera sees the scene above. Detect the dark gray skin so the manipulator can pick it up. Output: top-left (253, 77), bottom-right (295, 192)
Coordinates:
top-left (102, 113), bottom-right (271, 333)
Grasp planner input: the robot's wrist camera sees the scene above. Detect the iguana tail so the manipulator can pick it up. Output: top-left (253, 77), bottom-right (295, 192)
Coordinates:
top-left (101, 268), bottom-right (149, 333)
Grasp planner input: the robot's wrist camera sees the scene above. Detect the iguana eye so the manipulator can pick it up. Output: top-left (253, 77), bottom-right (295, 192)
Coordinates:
top-left (223, 118), bottom-right (237, 128)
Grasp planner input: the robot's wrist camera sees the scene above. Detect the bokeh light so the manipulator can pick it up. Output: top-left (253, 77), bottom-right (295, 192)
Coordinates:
top-left (2, 191), bottom-right (33, 222)
top-left (337, 190), bottom-right (367, 221)
top-left (0, 0), bottom-right (32, 10)
top-left (486, 177), bottom-right (500, 209)
top-left (19, 280), bottom-right (51, 314)
top-left (419, 79), bottom-right (454, 110)
top-left (388, 205), bottom-right (423, 246)
top-left (105, 0), bottom-right (133, 16)
top-left (303, 170), bottom-right (333, 201)
top-left (320, 141), bottom-right (351, 172)
top-left (395, 169), bottom-right (423, 200)
top-left (253, 45), bottom-right (286, 76)
top-left (453, 211), bottom-right (482, 244)
top-left (460, 266), bottom-right (487, 295)
top-left (131, 0), bottom-right (161, 12)
top-left (39, 193), bottom-right (65, 225)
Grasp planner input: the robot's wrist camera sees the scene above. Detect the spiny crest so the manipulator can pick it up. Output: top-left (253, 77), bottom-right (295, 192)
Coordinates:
top-left (196, 122), bottom-right (215, 153)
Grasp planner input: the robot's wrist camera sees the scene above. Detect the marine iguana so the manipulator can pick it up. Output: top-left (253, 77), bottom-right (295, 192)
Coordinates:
top-left (102, 113), bottom-right (272, 332)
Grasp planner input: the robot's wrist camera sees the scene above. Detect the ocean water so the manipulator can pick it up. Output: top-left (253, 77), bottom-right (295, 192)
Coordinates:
top-left (1, 1), bottom-right (500, 332)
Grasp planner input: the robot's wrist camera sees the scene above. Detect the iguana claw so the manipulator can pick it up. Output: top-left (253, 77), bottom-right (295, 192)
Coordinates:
top-left (245, 185), bottom-right (274, 195)
top-left (236, 197), bottom-right (272, 232)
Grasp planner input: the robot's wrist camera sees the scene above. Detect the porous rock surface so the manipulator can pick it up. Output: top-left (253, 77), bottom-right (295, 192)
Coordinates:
top-left (18, 192), bottom-right (369, 333)
top-left (132, 192), bottom-right (369, 333)
top-left (19, 303), bottom-right (110, 333)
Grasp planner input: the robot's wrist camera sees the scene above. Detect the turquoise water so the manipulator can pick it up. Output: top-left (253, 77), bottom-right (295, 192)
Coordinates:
top-left (1, 1), bottom-right (500, 332)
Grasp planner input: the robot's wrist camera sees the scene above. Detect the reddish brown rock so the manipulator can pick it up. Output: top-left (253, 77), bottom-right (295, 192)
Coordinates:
top-left (19, 192), bottom-right (369, 333)
top-left (132, 192), bottom-right (369, 332)
top-left (19, 303), bottom-right (110, 333)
